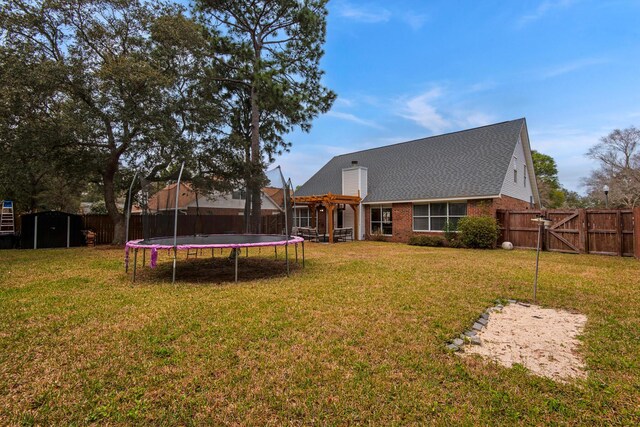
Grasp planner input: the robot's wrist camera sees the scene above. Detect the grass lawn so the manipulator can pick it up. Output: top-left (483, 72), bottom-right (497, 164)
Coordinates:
top-left (1, 242), bottom-right (639, 425)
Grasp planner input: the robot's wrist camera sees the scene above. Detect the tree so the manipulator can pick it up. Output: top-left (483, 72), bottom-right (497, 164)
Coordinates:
top-left (196, 0), bottom-right (336, 232)
top-left (584, 127), bottom-right (640, 208)
top-left (0, 44), bottom-right (89, 213)
top-left (1, 0), bottom-right (229, 243)
top-left (531, 150), bottom-right (565, 208)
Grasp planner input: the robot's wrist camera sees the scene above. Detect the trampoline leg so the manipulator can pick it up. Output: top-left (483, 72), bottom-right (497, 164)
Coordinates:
top-left (302, 241), bottom-right (305, 268)
top-left (246, 247), bottom-right (248, 258)
top-left (295, 243), bottom-right (298, 264)
top-left (142, 249), bottom-right (146, 268)
top-left (235, 247), bottom-right (238, 283)
top-left (172, 247), bottom-right (177, 284)
top-left (275, 246), bottom-right (277, 259)
top-left (285, 244), bottom-right (289, 276)
top-left (133, 248), bottom-right (138, 282)
top-left (212, 248), bottom-right (214, 258)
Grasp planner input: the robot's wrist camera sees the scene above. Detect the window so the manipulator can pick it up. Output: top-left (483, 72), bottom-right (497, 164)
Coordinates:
top-left (412, 202), bottom-right (467, 231)
top-left (523, 165), bottom-right (527, 187)
top-left (370, 205), bottom-right (392, 235)
top-left (231, 190), bottom-right (246, 200)
top-left (513, 156), bottom-right (518, 183)
top-left (294, 207), bottom-right (310, 228)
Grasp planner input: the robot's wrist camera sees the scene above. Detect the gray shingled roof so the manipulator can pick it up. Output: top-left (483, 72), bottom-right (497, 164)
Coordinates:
top-left (296, 118), bottom-right (526, 203)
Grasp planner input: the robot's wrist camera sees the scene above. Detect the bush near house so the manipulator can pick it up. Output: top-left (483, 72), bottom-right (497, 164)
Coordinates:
top-left (457, 216), bottom-right (500, 249)
top-left (408, 235), bottom-right (446, 247)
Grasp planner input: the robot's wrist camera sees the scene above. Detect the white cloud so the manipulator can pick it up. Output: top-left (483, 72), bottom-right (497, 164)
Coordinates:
top-left (468, 81), bottom-right (497, 93)
top-left (517, 0), bottom-right (577, 27)
top-left (336, 2), bottom-right (391, 24)
top-left (398, 87), bottom-right (450, 133)
top-left (541, 58), bottom-right (608, 79)
top-left (334, 97), bottom-right (355, 108)
top-left (402, 13), bottom-right (429, 30)
top-left (326, 110), bottom-right (385, 130)
top-left (397, 86), bottom-right (494, 134)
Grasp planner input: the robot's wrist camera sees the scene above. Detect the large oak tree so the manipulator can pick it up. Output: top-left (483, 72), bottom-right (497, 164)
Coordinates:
top-left (1, 0), bottom-right (229, 242)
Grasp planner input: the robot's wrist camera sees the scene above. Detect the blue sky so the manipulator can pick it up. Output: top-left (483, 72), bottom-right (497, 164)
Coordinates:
top-left (277, 0), bottom-right (640, 193)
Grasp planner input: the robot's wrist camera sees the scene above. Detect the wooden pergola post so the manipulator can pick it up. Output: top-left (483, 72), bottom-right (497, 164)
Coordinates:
top-left (327, 203), bottom-right (335, 243)
top-left (292, 193), bottom-right (362, 244)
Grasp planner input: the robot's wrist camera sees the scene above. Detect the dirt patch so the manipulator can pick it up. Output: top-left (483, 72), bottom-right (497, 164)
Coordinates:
top-left (462, 303), bottom-right (587, 382)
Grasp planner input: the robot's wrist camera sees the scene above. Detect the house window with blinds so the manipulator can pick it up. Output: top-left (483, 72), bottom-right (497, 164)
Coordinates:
top-left (412, 202), bottom-right (467, 231)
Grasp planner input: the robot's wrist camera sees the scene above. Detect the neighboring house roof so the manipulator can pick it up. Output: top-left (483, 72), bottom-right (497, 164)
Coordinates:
top-left (146, 182), bottom-right (197, 212)
top-left (297, 118), bottom-right (538, 204)
top-left (139, 183), bottom-right (284, 212)
top-left (263, 187), bottom-right (284, 207)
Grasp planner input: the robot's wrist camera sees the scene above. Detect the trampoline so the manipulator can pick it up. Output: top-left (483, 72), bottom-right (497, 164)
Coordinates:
top-left (125, 234), bottom-right (304, 283)
top-left (124, 162), bottom-right (304, 283)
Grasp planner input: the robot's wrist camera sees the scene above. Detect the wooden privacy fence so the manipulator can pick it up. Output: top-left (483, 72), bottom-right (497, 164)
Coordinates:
top-left (496, 208), bottom-right (640, 258)
top-left (83, 214), bottom-right (285, 245)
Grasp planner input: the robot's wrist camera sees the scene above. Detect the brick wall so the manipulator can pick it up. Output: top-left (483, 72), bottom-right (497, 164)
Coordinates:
top-left (468, 195), bottom-right (531, 218)
top-left (364, 195), bottom-right (532, 243)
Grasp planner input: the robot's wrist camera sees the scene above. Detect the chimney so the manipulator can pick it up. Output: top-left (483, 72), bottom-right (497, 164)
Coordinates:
top-left (351, 160), bottom-right (358, 166)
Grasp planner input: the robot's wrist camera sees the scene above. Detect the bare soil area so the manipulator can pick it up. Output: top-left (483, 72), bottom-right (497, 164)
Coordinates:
top-left (463, 303), bottom-right (587, 382)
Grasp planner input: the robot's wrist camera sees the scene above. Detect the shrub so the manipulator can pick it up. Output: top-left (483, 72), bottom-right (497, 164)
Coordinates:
top-left (408, 235), bottom-right (445, 247)
top-left (457, 216), bottom-right (499, 249)
top-left (443, 220), bottom-right (456, 242)
top-left (369, 229), bottom-right (386, 241)
top-left (447, 238), bottom-right (466, 249)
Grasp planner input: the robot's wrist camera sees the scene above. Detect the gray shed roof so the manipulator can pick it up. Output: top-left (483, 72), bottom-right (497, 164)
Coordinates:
top-left (296, 118), bottom-right (526, 203)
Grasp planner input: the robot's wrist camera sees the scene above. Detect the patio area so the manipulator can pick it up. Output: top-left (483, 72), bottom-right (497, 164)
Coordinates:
top-left (292, 192), bottom-right (361, 243)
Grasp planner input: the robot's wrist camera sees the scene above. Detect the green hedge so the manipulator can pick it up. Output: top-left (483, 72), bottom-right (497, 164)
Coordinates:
top-left (408, 235), bottom-right (446, 247)
top-left (457, 216), bottom-right (499, 249)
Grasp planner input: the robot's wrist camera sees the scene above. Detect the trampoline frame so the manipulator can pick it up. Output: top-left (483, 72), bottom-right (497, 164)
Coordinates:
top-left (125, 234), bottom-right (305, 283)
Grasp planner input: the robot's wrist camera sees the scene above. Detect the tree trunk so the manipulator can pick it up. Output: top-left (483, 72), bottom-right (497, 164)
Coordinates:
top-left (102, 161), bottom-right (125, 245)
top-left (249, 83), bottom-right (262, 234)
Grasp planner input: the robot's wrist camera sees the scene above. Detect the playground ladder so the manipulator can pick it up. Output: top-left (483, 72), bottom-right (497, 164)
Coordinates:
top-left (0, 200), bottom-right (15, 235)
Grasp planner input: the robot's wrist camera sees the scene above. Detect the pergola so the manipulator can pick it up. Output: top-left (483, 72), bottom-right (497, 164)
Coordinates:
top-left (292, 193), bottom-right (362, 243)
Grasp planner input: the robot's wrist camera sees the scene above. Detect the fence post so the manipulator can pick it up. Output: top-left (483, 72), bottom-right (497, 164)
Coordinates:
top-left (504, 210), bottom-right (511, 243)
top-left (616, 210), bottom-right (623, 257)
top-left (542, 209), bottom-right (548, 251)
top-left (578, 209), bottom-right (588, 254)
top-left (634, 207), bottom-right (640, 260)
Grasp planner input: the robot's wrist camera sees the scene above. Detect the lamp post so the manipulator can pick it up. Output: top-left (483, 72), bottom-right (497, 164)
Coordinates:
top-left (531, 216), bottom-right (552, 304)
top-left (603, 185), bottom-right (609, 208)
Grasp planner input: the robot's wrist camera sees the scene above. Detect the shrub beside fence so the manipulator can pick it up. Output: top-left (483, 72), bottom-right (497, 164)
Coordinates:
top-left (496, 208), bottom-right (640, 259)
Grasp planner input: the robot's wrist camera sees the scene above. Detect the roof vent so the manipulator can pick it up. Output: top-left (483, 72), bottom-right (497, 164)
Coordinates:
top-left (351, 160), bottom-right (358, 166)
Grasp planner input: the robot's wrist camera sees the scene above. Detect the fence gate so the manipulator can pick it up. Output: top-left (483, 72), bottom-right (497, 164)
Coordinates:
top-left (497, 208), bottom-right (638, 258)
top-left (545, 210), bottom-right (581, 254)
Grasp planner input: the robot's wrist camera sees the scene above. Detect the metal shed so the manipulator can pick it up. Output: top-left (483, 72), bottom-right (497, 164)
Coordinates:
top-left (20, 211), bottom-right (85, 249)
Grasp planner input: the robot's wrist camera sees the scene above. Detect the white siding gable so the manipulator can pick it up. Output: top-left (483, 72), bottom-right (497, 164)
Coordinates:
top-left (499, 135), bottom-right (534, 204)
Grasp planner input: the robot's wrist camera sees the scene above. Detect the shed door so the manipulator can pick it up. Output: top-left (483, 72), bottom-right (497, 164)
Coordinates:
top-left (37, 214), bottom-right (68, 248)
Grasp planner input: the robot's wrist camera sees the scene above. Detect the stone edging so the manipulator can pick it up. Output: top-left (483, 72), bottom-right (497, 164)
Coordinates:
top-left (446, 299), bottom-right (519, 352)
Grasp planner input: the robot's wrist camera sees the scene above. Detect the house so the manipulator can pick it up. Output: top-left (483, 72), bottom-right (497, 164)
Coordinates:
top-left (294, 118), bottom-right (540, 243)
top-left (139, 183), bottom-right (284, 216)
